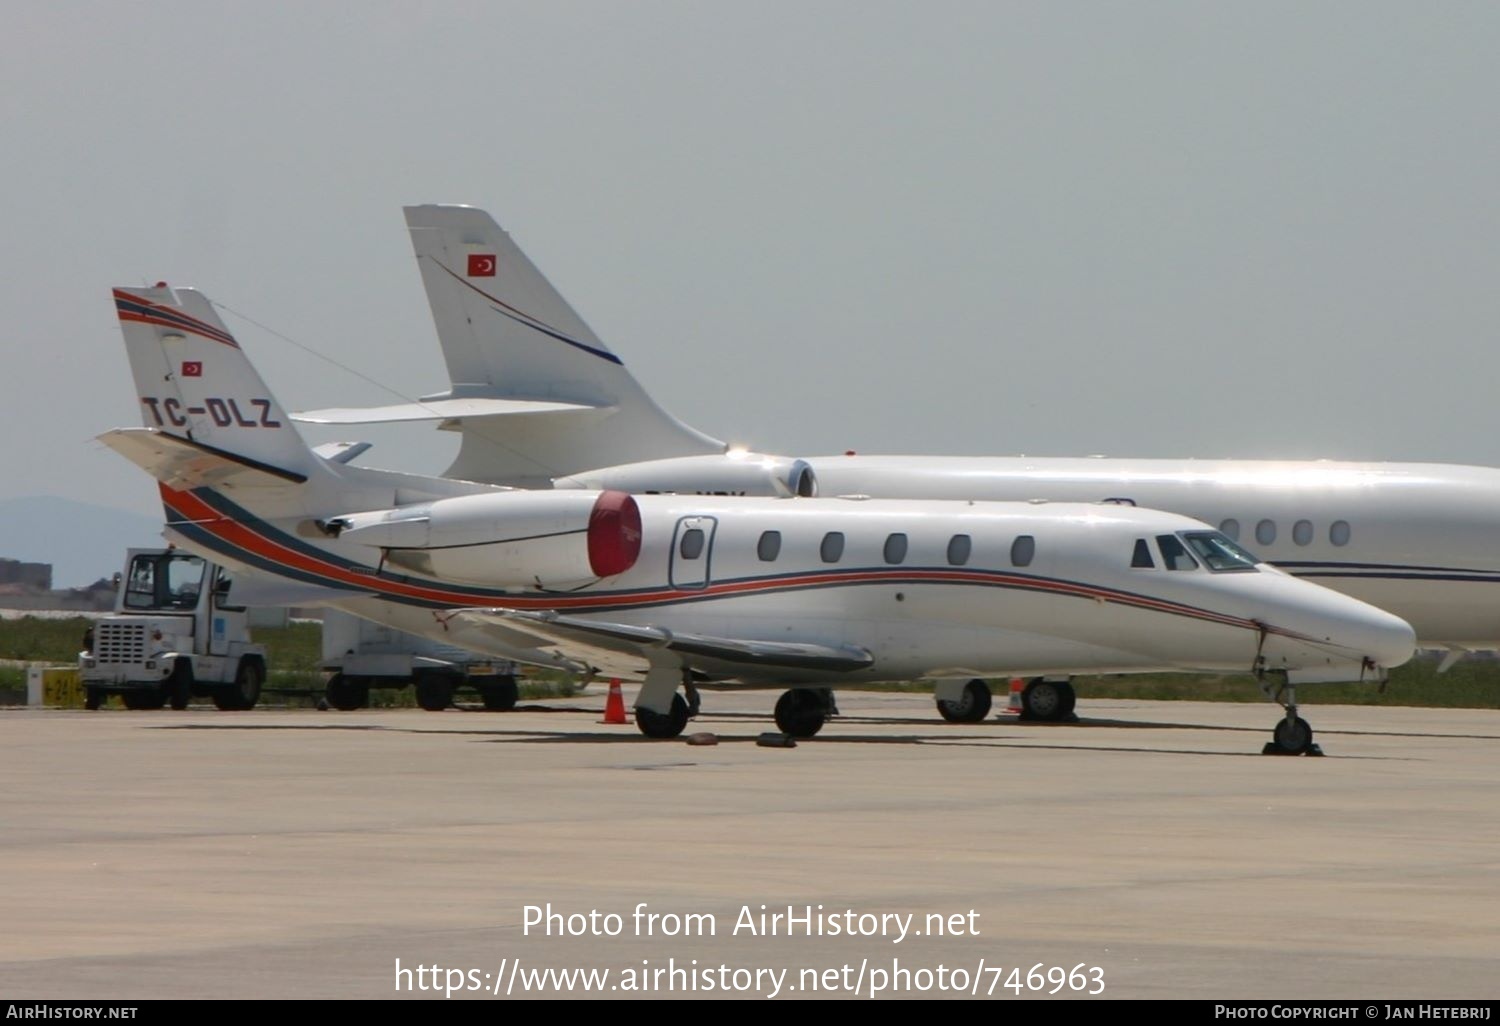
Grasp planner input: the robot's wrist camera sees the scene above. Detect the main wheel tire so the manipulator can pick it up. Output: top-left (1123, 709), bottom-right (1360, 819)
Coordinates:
top-left (1021, 679), bottom-right (1076, 722)
top-left (415, 672), bottom-right (455, 712)
top-left (1272, 714), bottom-right (1314, 754)
top-left (215, 659), bottom-right (263, 711)
top-left (774, 688), bottom-right (828, 738)
top-left (936, 679), bottom-right (993, 723)
top-left (123, 690), bottom-right (166, 711)
top-left (326, 673), bottom-right (369, 712)
top-left (478, 675), bottom-right (519, 712)
top-left (85, 688), bottom-right (103, 711)
top-left (168, 663), bottom-right (193, 710)
top-left (635, 694), bottom-right (690, 739)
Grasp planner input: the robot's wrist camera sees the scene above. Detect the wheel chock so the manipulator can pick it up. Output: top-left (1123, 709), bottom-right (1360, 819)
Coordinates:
top-left (685, 732), bottom-right (719, 746)
top-left (1261, 742), bottom-right (1325, 757)
top-left (756, 732), bottom-right (797, 748)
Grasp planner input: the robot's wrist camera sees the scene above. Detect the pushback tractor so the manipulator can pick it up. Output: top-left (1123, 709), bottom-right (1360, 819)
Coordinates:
top-left (78, 548), bottom-right (265, 710)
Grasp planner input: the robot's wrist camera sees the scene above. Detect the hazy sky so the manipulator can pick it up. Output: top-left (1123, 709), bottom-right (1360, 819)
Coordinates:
top-left (4, 2), bottom-right (1498, 520)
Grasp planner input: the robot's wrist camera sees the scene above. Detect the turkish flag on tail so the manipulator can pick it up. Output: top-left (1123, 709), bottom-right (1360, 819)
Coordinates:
top-left (468, 254), bottom-right (497, 277)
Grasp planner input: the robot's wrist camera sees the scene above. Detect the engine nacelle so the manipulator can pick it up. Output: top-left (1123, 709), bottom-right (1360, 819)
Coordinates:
top-left (323, 490), bottom-right (641, 589)
top-left (554, 452), bottom-right (817, 498)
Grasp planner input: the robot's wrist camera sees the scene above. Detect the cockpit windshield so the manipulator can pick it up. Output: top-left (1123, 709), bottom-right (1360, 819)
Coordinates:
top-left (1180, 531), bottom-right (1261, 573)
top-left (1156, 534), bottom-right (1199, 571)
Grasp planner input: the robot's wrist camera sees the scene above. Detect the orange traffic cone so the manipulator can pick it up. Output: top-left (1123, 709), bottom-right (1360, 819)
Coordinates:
top-left (1000, 678), bottom-right (1024, 716)
top-left (601, 679), bottom-right (627, 724)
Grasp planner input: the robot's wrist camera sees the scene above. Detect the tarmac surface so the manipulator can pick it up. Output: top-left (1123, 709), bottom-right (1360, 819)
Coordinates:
top-left (1, 690), bottom-right (1497, 1001)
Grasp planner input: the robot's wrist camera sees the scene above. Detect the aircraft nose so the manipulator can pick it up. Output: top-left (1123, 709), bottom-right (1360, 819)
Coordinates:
top-left (1306, 591), bottom-right (1417, 670)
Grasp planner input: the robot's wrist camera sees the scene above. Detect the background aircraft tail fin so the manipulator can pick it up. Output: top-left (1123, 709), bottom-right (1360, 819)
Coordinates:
top-left (403, 204), bottom-right (724, 485)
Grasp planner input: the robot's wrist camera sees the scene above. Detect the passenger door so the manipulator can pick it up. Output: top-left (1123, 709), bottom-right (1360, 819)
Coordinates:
top-left (669, 516), bottom-right (717, 590)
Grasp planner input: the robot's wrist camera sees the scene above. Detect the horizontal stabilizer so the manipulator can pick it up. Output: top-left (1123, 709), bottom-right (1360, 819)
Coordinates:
top-left (98, 428), bottom-right (306, 491)
top-left (293, 396), bottom-right (607, 425)
top-left (453, 608), bottom-right (875, 673)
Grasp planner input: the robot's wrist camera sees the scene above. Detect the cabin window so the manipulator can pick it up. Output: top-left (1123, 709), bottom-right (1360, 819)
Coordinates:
top-left (678, 528), bottom-right (705, 560)
top-left (1292, 519), bottom-right (1314, 546)
top-left (820, 531), bottom-right (845, 563)
top-left (1131, 539), bottom-right (1156, 568)
top-left (883, 533), bottom-right (908, 565)
top-left (757, 530), bottom-right (781, 562)
top-left (1255, 519), bottom-right (1277, 546)
top-left (1219, 518), bottom-right (1241, 541)
top-left (947, 534), bottom-right (972, 566)
top-left (1330, 520), bottom-right (1352, 546)
top-left (1181, 531), bottom-right (1258, 572)
top-left (1156, 534), bottom-right (1199, 571)
top-left (1010, 535), bottom-right (1035, 567)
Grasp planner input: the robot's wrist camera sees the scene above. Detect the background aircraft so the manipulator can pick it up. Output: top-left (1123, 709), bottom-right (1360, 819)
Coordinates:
top-left (103, 284), bottom-right (1413, 749)
top-left (301, 204), bottom-right (1500, 722)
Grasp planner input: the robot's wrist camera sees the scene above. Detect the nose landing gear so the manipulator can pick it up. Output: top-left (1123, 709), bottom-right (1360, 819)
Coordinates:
top-left (1257, 672), bottom-right (1324, 756)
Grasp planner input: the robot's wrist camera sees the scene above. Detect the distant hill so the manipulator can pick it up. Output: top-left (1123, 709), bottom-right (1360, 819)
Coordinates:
top-left (0, 496), bottom-right (165, 588)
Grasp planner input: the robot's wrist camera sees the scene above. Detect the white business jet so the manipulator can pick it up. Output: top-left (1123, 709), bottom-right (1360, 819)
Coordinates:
top-left (313, 205), bottom-right (1500, 726)
top-left (102, 284), bottom-right (1412, 750)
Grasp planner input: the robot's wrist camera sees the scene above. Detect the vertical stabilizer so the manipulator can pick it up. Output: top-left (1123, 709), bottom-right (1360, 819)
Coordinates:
top-left (403, 204), bottom-right (724, 485)
top-left (113, 285), bottom-right (323, 483)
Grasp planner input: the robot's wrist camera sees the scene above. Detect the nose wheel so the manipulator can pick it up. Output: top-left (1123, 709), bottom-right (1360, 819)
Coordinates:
top-left (1257, 674), bottom-right (1325, 756)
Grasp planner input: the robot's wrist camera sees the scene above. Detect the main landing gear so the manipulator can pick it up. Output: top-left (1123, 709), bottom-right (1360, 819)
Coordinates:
top-left (636, 694), bottom-right (692, 739)
top-left (631, 671), bottom-right (837, 741)
top-left (1257, 672), bottom-right (1323, 756)
top-left (935, 679), bottom-right (992, 722)
top-left (633, 669), bottom-right (702, 739)
top-left (1019, 678), bottom-right (1076, 722)
top-left (933, 677), bottom-right (1077, 723)
top-left (774, 688), bottom-right (837, 738)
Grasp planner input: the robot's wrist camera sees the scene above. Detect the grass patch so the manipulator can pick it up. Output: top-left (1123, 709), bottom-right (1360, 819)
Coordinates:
top-left (0, 617), bottom-right (93, 663)
top-left (257, 621), bottom-right (323, 676)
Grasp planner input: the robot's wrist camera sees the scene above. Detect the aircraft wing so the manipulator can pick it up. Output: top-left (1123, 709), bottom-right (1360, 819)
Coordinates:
top-left (447, 608), bottom-right (874, 679)
top-left (98, 428), bottom-right (306, 490)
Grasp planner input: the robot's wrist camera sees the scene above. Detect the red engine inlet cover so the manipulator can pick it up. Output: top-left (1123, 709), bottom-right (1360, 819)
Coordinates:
top-left (588, 491), bottom-right (642, 578)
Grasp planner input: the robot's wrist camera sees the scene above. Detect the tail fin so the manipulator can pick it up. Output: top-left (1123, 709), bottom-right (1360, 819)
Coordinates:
top-left (401, 204), bottom-right (724, 485)
top-left (112, 284), bottom-right (329, 487)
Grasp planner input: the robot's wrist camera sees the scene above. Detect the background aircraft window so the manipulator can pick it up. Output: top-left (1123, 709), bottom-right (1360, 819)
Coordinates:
top-left (883, 533), bottom-right (908, 565)
top-left (757, 530), bottom-right (781, 562)
top-left (1181, 531), bottom-right (1258, 572)
top-left (947, 534), bottom-right (972, 566)
top-left (1330, 520), bottom-right (1352, 546)
top-left (1219, 518), bottom-right (1241, 541)
top-left (1010, 535), bottom-right (1035, 567)
top-left (1131, 539), bottom-right (1156, 568)
top-left (1156, 534), bottom-right (1200, 571)
top-left (1255, 519), bottom-right (1277, 545)
top-left (679, 528), bottom-right (705, 560)
top-left (820, 532), bottom-right (845, 563)
top-left (1292, 519), bottom-right (1314, 546)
